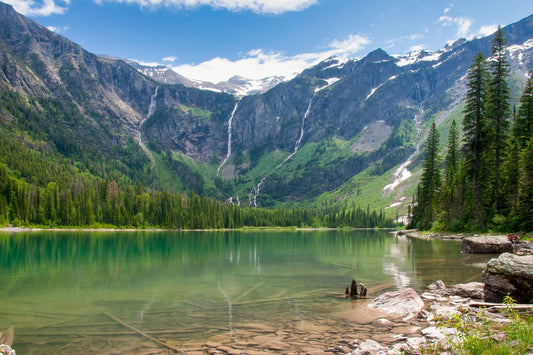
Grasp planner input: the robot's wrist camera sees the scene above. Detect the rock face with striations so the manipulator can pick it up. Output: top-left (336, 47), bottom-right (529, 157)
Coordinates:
top-left (461, 236), bottom-right (514, 254)
top-left (481, 253), bottom-right (533, 303)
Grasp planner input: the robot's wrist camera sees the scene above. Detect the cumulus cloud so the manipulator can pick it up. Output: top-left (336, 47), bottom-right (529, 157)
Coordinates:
top-left (5, 0), bottom-right (69, 16)
top-left (94, 0), bottom-right (318, 14)
top-left (438, 15), bottom-right (473, 38)
top-left (171, 34), bottom-right (370, 83)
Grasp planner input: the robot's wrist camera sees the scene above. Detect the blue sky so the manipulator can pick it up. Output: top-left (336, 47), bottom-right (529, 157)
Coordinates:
top-left (6, 0), bottom-right (533, 83)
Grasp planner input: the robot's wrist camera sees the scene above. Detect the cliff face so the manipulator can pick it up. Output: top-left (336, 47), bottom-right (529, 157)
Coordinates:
top-left (1, 0), bottom-right (533, 208)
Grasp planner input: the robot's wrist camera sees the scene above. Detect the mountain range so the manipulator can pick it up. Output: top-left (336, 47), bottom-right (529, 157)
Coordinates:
top-left (1, 0), bottom-right (532, 218)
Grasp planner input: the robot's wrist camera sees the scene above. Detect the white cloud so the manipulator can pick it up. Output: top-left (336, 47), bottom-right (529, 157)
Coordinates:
top-left (171, 34), bottom-right (370, 83)
top-left (162, 56), bottom-right (177, 63)
top-left (478, 24), bottom-right (497, 37)
top-left (46, 25), bottom-right (69, 33)
top-left (438, 15), bottom-right (473, 38)
top-left (386, 33), bottom-right (423, 49)
top-left (5, 0), bottom-right (69, 16)
top-left (329, 34), bottom-right (370, 54)
top-left (94, 0), bottom-right (318, 14)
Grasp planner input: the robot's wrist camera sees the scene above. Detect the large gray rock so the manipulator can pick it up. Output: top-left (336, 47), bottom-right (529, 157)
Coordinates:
top-left (461, 236), bottom-right (513, 254)
top-left (352, 339), bottom-right (383, 355)
top-left (368, 288), bottom-right (424, 320)
top-left (481, 253), bottom-right (533, 303)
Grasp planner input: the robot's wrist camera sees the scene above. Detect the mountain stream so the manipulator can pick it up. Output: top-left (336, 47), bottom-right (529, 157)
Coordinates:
top-left (248, 95), bottom-right (315, 206)
top-left (217, 102), bottom-right (239, 176)
top-left (136, 86), bottom-right (158, 169)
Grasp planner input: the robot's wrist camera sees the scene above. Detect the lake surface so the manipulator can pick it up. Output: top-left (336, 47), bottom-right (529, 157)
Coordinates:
top-left (0, 230), bottom-right (491, 354)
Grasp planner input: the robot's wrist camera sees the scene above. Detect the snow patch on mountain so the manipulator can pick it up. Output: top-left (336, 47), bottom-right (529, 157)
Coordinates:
top-left (315, 77), bottom-right (342, 92)
top-left (365, 75), bottom-right (397, 101)
top-left (393, 50), bottom-right (443, 67)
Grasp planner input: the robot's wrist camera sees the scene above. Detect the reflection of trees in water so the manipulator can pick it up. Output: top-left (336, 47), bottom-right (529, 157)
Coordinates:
top-left (0, 230), bottom-right (492, 354)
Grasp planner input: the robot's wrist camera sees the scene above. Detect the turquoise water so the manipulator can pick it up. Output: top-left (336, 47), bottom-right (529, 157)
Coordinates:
top-left (0, 230), bottom-right (490, 353)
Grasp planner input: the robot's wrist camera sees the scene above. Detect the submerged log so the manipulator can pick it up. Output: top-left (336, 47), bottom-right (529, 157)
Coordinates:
top-left (104, 313), bottom-right (185, 354)
top-left (0, 326), bottom-right (14, 346)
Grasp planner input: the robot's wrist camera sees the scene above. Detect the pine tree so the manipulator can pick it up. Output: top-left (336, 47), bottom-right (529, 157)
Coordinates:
top-left (515, 74), bottom-right (533, 149)
top-left (440, 119), bottom-right (461, 227)
top-left (462, 52), bottom-right (489, 228)
top-left (410, 121), bottom-right (441, 229)
top-left (486, 26), bottom-right (511, 213)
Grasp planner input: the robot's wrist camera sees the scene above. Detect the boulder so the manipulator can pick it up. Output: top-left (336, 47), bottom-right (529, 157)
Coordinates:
top-left (481, 253), bottom-right (533, 303)
top-left (461, 236), bottom-right (513, 254)
top-left (445, 282), bottom-right (485, 299)
top-left (352, 339), bottom-right (383, 355)
top-left (368, 288), bottom-right (424, 320)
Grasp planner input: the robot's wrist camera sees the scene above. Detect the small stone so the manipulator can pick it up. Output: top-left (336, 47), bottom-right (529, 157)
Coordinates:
top-left (388, 343), bottom-right (409, 355)
top-left (0, 344), bottom-right (15, 355)
top-left (355, 339), bottom-right (383, 355)
top-left (373, 318), bottom-right (394, 326)
top-left (417, 310), bottom-right (431, 320)
top-left (406, 337), bottom-right (426, 349)
top-left (421, 326), bottom-right (457, 341)
top-left (428, 280), bottom-right (446, 290)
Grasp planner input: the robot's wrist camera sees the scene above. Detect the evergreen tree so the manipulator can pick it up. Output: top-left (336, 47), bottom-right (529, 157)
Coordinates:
top-left (518, 136), bottom-right (533, 230)
top-left (410, 121), bottom-right (441, 229)
top-left (440, 119), bottom-right (461, 228)
top-left (486, 26), bottom-right (511, 213)
top-left (515, 74), bottom-right (533, 149)
top-left (462, 52), bottom-right (489, 228)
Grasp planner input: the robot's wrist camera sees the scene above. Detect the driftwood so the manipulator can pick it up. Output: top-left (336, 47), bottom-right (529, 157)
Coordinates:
top-left (469, 302), bottom-right (533, 311)
top-left (104, 313), bottom-right (185, 354)
top-left (0, 326), bottom-right (14, 346)
top-left (233, 281), bottom-right (265, 303)
top-left (181, 300), bottom-right (206, 308)
top-left (19, 329), bottom-right (199, 337)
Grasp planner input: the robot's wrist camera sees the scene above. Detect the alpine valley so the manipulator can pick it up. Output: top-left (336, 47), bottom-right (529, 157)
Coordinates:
top-left (1, 1), bottom-right (533, 220)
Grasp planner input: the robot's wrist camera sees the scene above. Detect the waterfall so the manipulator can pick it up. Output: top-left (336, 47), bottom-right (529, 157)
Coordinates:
top-left (248, 177), bottom-right (265, 208)
top-left (248, 95), bottom-right (315, 206)
top-left (137, 86), bottom-right (158, 168)
top-left (217, 102), bottom-right (239, 176)
top-left (277, 95), bottom-right (315, 168)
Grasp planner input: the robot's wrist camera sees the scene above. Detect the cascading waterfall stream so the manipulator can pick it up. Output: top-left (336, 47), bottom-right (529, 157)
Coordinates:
top-left (137, 86), bottom-right (158, 169)
top-left (217, 102), bottom-right (239, 176)
top-left (248, 95), bottom-right (315, 206)
top-left (382, 82), bottom-right (424, 196)
top-left (277, 95), bottom-right (315, 168)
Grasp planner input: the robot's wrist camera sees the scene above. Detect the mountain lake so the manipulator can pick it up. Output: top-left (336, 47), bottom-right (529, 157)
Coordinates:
top-left (0, 230), bottom-right (492, 354)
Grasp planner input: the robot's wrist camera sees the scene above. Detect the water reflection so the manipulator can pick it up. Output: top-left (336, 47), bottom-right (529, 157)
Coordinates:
top-left (0, 230), bottom-right (491, 354)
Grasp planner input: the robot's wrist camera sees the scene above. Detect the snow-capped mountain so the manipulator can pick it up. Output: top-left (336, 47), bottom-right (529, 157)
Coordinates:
top-left (128, 61), bottom-right (287, 97)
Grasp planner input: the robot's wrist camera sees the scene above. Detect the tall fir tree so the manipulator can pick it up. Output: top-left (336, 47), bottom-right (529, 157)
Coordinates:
top-left (462, 52), bottom-right (489, 228)
top-left (410, 121), bottom-right (441, 229)
top-left (486, 26), bottom-right (511, 213)
top-left (440, 119), bottom-right (462, 228)
top-left (515, 74), bottom-right (533, 150)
